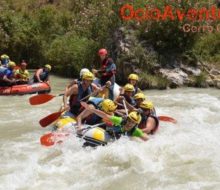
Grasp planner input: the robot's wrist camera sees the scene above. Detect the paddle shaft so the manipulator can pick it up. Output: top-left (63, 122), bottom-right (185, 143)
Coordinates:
top-left (79, 85), bottom-right (106, 102)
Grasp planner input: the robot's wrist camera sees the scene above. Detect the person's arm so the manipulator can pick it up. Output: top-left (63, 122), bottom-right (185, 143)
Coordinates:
top-left (76, 104), bottom-right (95, 130)
top-left (141, 117), bottom-right (156, 134)
top-left (63, 85), bottom-right (77, 110)
top-left (25, 70), bottom-right (30, 81)
top-left (88, 104), bottom-right (109, 120)
top-left (35, 69), bottom-right (43, 82)
top-left (124, 99), bottom-right (136, 111)
top-left (81, 102), bottom-right (123, 125)
top-left (66, 79), bottom-right (77, 89)
top-left (140, 133), bottom-right (148, 141)
top-left (3, 75), bottom-right (15, 83)
top-left (132, 128), bottom-right (148, 141)
top-left (3, 70), bottom-right (16, 83)
top-left (91, 83), bottom-right (101, 92)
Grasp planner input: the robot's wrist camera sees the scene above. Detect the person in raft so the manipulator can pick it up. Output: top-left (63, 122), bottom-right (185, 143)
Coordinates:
top-left (14, 60), bottom-right (30, 84)
top-left (127, 73), bottom-right (141, 96)
top-left (80, 101), bottom-right (148, 141)
top-left (63, 71), bottom-right (103, 117)
top-left (138, 100), bottom-right (159, 135)
top-left (0, 61), bottom-right (17, 87)
top-left (32, 64), bottom-right (51, 84)
top-left (77, 98), bottom-right (118, 130)
top-left (0, 54), bottom-right (10, 67)
top-left (92, 48), bottom-right (116, 100)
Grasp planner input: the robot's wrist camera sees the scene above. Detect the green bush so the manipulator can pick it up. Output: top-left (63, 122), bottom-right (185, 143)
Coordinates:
top-left (194, 72), bottom-right (207, 87)
top-left (193, 33), bottom-right (220, 65)
top-left (45, 33), bottom-right (97, 77)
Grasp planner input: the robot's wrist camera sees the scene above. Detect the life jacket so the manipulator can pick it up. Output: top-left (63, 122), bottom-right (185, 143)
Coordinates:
top-left (0, 67), bottom-right (7, 79)
top-left (100, 58), bottom-right (116, 85)
top-left (15, 69), bottom-right (29, 80)
top-left (69, 81), bottom-right (93, 115)
top-left (138, 114), bottom-right (159, 135)
top-left (0, 68), bottom-right (13, 79)
top-left (117, 94), bottom-right (136, 109)
top-left (106, 121), bottom-right (138, 139)
top-left (132, 85), bottom-right (139, 96)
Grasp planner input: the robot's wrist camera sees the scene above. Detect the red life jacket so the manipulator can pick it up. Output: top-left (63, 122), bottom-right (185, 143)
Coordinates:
top-left (100, 58), bottom-right (116, 84)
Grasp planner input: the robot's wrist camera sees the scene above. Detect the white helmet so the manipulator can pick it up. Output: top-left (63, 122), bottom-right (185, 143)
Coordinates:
top-left (80, 68), bottom-right (90, 78)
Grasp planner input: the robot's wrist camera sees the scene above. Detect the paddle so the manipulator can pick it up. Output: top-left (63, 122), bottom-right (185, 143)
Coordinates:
top-left (39, 109), bottom-right (65, 127)
top-left (122, 99), bottom-right (128, 116)
top-left (120, 99), bottom-right (177, 124)
top-left (38, 87), bottom-right (105, 127)
top-left (40, 132), bottom-right (70, 147)
top-left (30, 84), bottom-right (106, 106)
top-left (29, 93), bottom-right (64, 105)
top-left (158, 116), bottom-right (177, 124)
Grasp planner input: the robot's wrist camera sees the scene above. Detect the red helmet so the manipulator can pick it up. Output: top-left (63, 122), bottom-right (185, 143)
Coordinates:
top-left (98, 48), bottom-right (107, 56)
top-left (21, 62), bottom-right (27, 67)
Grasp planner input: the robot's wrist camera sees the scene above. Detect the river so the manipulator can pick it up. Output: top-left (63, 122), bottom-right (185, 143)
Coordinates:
top-left (0, 75), bottom-right (220, 190)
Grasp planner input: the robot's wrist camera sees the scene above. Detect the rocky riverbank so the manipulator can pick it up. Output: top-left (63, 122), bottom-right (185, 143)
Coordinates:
top-left (112, 26), bottom-right (220, 90)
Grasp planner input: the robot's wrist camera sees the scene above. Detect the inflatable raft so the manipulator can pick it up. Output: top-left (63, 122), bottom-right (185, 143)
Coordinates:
top-left (40, 112), bottom-right (113, 147)
top-left (0, 82), bottom-right (51, 95)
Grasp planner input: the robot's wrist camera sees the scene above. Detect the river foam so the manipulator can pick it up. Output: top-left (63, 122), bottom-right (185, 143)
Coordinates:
top-left (0, 84), bottom-right (220, 190)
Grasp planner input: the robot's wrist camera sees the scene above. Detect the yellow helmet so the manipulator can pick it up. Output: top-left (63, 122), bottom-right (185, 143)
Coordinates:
top-left (124, 84), bottom-right (135, 92)
top-left (134, 93), bottom-right (145, 100)
top-left (128, 111), bottom-right (142, 124)
top-left (140, 100), bottom-right (154, 110)
top-left (1, 54), bottom-right (9, 60)
top-left (128, 73), bottom-right (139, 81)
top-left (8, 61), bottom-right (16, 68)
top-left (82, 71), bottom-right (94, 81)
top-left (45, 64), bottom-right (52, 71)
top-left (101, 99), bottom-right (117, 113)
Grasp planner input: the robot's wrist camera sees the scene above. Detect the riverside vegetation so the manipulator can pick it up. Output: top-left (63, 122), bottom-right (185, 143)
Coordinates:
top-left (0, 0), bottom-right (220, 89)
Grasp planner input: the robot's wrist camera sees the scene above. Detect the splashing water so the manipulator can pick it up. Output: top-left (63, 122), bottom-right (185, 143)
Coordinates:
top-left (0, 77), bottom-right (220, 190)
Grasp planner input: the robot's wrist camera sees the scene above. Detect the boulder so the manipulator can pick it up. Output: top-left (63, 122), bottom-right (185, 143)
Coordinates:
top-left (159, 68), bottom-right (189, 87)
top-left (180, 64), bottom-right (201, 76)
top-left (206, 76), bottom-right (215, 87)
top-left (210, 68), bottom-right (220, 76)
top-left (213, 77), bottom-right (220, 89)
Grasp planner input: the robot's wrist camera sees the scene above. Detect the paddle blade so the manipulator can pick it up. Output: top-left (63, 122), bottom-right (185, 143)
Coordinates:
top-left (40, 132), bottom-right (70, 146)
top-left (158, 116), bottom-right (177, 124)
top-left (39, 111), bottom-right (62, 127)
top-left (29, 94), bottom-right (54, 105)
top-left (40, 133), bottom-right (55, 146)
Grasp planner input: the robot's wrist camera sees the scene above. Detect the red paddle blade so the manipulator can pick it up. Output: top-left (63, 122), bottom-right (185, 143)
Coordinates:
top-left (40, 133), bottom-right (55, 146)
top-left (29, 94), bottom-right (54, 105)
top-left (158, 116), bottom-right (177, 124)
top-left (39, 111), bottom-right (62, 127)
top-left (40, 132), bottom-right (70, 146)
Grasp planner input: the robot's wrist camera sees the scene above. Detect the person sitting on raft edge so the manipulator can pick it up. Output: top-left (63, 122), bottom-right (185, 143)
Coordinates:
top-left (63, 71), bottom-right (102, 117)
top-left (31, 64), bottom-right (52, 84)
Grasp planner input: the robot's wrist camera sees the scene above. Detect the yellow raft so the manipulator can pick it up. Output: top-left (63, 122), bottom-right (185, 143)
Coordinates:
top-left (40, 112), bottom-right (112, 147)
